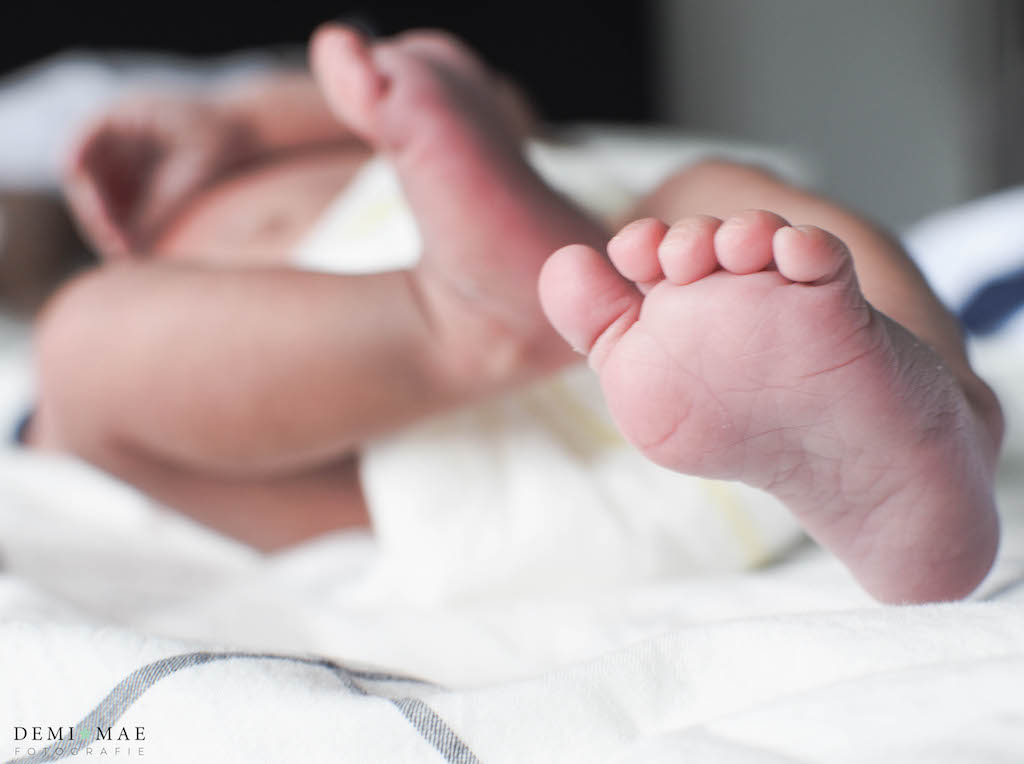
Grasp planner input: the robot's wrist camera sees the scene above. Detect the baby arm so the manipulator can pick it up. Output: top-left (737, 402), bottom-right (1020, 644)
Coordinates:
top-left (65, 70), bottom-right (361, 260)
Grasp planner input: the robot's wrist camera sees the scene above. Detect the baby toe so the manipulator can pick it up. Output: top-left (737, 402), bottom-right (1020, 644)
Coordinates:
top-left (657, 215), bottom-right (722, 284)
top-left (714, 209), bottom-right (789, 274)
top-left (540, 244), bottom-right (643, 369)
top-left (309, 24), bottom-right (384, 139)
top-left (607, 218), bottom-right (669, 285)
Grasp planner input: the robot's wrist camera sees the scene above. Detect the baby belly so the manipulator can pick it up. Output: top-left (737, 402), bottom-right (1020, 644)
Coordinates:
top-left (153, 146), bottom-right (373, 265)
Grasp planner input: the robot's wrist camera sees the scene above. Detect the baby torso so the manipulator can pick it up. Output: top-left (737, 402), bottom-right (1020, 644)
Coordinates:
top-left (152, 145), bottom-right (372, 263)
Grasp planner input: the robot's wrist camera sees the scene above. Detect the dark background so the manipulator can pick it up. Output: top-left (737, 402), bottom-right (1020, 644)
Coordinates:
top-left (0, 3), bottom-right (655, 123)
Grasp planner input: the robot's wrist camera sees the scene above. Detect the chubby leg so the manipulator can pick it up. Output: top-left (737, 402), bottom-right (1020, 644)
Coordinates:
top-left (97, 448), bottom-right (369, 551)
top-left (308, 23), bottom-right (606, 377)
top-left (34, 25), bottom-right (602, 475)
top-left (138, 456), bottom-right (368, 552)
top-left (30, 25), bottom-right (604, 543)
top-left (24, 388), bottom-right (368, 551)
top-left (30, 265), bottom-right (442, 477)
top-left (540, 163), bottom-right (1001, 604)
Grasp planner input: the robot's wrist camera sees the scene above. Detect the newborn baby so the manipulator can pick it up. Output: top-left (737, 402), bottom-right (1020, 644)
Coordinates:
top-left (28, 24), bottom-right (1003, 604)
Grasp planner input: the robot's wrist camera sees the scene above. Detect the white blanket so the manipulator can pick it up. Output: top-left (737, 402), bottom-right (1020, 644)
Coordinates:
top-left (2, 409), bottom-right (1024, 762)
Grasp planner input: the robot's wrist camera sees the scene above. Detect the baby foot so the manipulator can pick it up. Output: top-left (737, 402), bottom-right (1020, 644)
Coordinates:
top-left (310, 24), bottom-right (606, 385)
top-left (540, 211), bottom-right (999, 603)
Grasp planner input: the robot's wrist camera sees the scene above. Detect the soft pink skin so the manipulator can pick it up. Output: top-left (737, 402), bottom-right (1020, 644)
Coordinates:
top-left (64, 96), bottom-right (252, 260)
top-left (540, 212), bottom-right (1000, 604)
top-left (308, 24), bottom-right (608, 385)
top-left (152, 148), bottom-right (370, 264)
top-left (65, 71), bottom-right (362, 262)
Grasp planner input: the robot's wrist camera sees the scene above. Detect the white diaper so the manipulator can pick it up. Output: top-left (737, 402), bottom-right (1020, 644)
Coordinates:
top-left (291, 139), bottom-right (804, 604)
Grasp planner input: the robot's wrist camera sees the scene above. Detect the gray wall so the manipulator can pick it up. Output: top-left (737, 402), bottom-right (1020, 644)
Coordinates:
top-left (654, 0), bottom-right (1006, 229)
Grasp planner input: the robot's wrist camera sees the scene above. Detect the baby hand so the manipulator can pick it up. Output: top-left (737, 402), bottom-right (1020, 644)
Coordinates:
top-left (64, 94), bottom-right (254, 260)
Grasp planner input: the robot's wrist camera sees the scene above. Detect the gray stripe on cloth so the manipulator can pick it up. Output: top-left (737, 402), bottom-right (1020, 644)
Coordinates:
top-left (348, 668), bottom-right (434, 685)
top-left (5, 651), bottom-right (477, 764)
top-left (391, 697), bottom-right (482, 764)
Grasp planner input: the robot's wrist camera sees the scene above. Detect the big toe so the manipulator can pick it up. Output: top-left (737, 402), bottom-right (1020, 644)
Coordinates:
top-left (539, 244), bottom-right (643, 371)
top-left (309, 23), bottom-right (385, 138)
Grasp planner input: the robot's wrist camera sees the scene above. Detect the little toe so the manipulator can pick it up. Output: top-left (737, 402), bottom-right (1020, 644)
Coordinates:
top-left (309, 23), bottom-right (385, 138)
top-left (713, 209), bottom-right (790, 274)
top-left (657, 215), bottom-right (722, 284)
top-left (773, 225), bottom-right (852, 284)
top-left (540, 244), bottom-right (643, 371)
top-left (607, 218), bottom-right (669, 285)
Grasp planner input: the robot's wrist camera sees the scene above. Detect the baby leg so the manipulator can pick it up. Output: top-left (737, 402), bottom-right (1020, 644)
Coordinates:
top-left (30, 25), bottom-right (607, 543)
